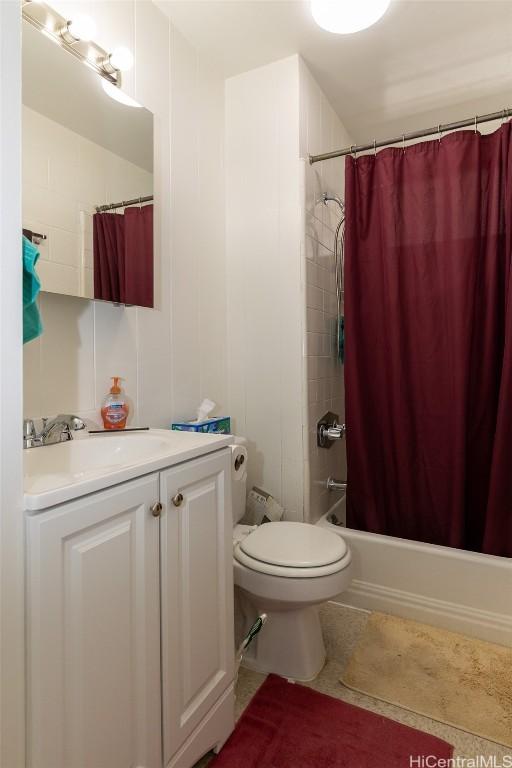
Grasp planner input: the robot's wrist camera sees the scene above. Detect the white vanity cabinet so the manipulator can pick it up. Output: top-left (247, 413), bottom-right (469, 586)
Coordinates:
top-left (25, 447), bottom-right (234, 768)
top-left (26, 473), bottom-right (162, 768)
top-left (160, 451), bottom-right (234, 768)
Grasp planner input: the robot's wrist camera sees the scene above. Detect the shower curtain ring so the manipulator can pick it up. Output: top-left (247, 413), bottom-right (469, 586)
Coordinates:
top-left (351, 145), bottom-right (357, 161)
top-left (438, 124), bottom-right (442, 143)
top-left (502, 109), bottom-right (507, 125)
top-left (373, 139), bottom-right (377, 156)
top-left (402, 135), bottom-right (406, 153)
top-left (474, 115), bottom-right (478, 134)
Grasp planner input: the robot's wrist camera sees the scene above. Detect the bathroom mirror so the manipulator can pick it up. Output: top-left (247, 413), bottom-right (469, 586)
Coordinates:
top-left (22, 21), bottom-right (155, 308)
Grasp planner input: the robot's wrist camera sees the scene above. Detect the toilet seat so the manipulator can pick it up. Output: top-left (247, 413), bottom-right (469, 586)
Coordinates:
top-left (234, 521), bottom-right (351, 578)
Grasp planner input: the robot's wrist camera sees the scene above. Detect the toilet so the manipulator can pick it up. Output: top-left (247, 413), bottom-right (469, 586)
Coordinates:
top-left (231, 446), bottom-right (352, 682)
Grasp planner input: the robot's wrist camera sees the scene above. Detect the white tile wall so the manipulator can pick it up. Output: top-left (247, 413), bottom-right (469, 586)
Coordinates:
top-left (299, 59), bottom-right (353, 523)
top-left (224, 55), bottom-right (351, 522)
top-left (23, 1), bottom-right (228, 430)
top-left (225, 56), bottom-right (304, 520)
top-left (169, 25), bottom-right (229, 422)
top-left (22, 106), bottom-right (152, 299)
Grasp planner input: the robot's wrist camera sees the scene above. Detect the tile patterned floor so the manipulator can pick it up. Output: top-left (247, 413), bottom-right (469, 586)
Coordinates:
top-left (194, 604), bottom-right (509, 766)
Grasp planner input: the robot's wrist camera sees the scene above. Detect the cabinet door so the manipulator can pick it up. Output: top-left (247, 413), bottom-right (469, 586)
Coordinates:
top-left (160, 450), bottom-right (234, 765)
top-left (26, 474), bottom-right (161, 768)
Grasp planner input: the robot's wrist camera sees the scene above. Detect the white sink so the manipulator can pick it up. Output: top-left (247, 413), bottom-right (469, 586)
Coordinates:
top-left (24, 428), bottom-right (231, 511)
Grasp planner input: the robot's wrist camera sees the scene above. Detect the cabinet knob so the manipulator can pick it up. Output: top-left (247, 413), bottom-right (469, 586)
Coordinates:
top-left (172, 492), bottom-right (184, 507)
top-left (150, 502), bottom-right (162, 518)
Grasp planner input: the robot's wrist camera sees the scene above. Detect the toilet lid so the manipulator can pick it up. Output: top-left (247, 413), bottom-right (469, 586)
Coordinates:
top-left (238, 521), bottom-right (348, 569)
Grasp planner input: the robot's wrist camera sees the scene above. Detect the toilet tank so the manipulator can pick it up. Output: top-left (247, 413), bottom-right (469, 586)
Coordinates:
top-left (230, 437), bottom-right (248, 524)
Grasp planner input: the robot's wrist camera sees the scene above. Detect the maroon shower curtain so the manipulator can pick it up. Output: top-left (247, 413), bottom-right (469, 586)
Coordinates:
top-left (93, 211), bottom-right (125, 303)
top-left (344, 124), bottom-right (512, 557)
top-left (93, 204), bottom-right (153, 307)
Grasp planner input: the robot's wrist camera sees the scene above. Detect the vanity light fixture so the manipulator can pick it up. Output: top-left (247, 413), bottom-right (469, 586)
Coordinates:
top-left (22, 0), bottom-right (132, 88)
top-left (311, 0), bottom-right (391, 34)
top-left (109, 47), bottom-right (134, 72)
top-left (59, 14), bottom-right (97, 44)
top-left (23, 2), bottom-right (137, 108)
top-left (100, 46), bottom-right (134, 76)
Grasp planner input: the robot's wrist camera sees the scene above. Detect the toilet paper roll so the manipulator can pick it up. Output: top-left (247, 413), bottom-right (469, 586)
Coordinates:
top-left (230, 444), bottom-right (248, 481)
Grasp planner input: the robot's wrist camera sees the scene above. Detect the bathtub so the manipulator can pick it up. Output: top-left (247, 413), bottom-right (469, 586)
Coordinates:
top-left (317, 494), bottom-right (512, 647)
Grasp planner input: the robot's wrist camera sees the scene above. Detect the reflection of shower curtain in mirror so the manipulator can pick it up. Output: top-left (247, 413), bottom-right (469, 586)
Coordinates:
top-left (93, 204), bottom-right (153, 307)
top-left (344, 124), bottom-right (512, 557)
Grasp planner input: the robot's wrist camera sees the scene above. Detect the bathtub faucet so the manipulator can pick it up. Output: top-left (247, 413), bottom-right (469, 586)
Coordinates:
top-left (327, 477), bottom-right (347, 493)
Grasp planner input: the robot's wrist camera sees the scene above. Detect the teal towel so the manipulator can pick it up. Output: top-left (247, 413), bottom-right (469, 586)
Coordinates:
top-left (338, 315), bottom-right (344, 363)
top-left (23, 235), bottom-right (43, 344)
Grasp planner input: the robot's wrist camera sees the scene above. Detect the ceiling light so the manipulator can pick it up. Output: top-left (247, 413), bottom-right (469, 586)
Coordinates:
top-left (101, 80), bottom-right (142, 108)
top-left (109, 47), bottom-right (134, 72)
top-left (310, 0), bottom-right (391, 34)
top-left (63, 14), bottom-right (97, 42)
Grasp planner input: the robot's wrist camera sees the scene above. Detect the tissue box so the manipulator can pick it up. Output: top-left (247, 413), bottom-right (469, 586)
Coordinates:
top-left (171, 416), bottom-right (231, 434)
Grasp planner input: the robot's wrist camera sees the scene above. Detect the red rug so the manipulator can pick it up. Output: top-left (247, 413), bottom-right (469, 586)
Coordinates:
top-left (211, 674), bottom-right (453, 767)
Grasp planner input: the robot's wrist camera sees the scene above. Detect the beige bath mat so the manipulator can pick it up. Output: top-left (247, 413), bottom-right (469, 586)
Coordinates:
top-left (341, 612), bottom-right (512, 747)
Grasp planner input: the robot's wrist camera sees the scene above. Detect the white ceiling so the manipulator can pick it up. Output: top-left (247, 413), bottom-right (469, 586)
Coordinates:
top-left (157, 0), bottom-right (512, 145)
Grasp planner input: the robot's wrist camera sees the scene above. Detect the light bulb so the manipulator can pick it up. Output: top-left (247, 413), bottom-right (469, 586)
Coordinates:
top-left (67, 14), bottom-right (96, 42)
top-left (311, 0), bottom-right (391, 34)
top-left (110, 47), bottom-right (134, 72)
top-left (101, 79), bottom-right (142, 108)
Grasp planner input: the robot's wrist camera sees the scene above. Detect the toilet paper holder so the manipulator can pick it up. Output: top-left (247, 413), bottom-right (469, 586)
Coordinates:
top-left (234, 453), bottom-right (245, 472)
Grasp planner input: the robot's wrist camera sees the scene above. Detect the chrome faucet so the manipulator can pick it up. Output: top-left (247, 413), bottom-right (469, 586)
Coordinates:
top-left (327, 477), bottom-right (347, 493)
top-left (23, 414), bottom-right (86, 449)
top-left (317, 411), bottom-right (347, 449)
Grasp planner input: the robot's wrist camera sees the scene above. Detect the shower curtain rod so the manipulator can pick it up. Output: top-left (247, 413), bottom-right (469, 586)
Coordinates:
top-left (95, 195), bottom-right (153, 213)
top-left (309, 108), bottom-right (512, 164)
